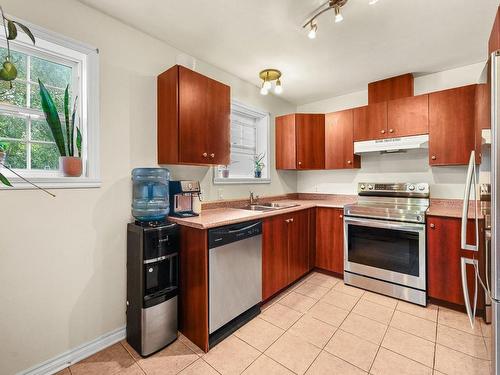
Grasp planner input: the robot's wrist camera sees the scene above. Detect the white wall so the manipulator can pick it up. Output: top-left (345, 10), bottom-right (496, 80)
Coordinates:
top-left (297, 62), bottom-right (488, 198)
top-left (0, 1), bottom-right (295, 374)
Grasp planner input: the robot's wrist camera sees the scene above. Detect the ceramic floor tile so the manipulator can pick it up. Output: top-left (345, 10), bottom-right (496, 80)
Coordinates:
top-left (70, 342), bottom-right (136, 375)
top-left (294, 281), bottom-right (330, 299)
top-left (202, 335), bottom-right (260, 375)
top-left (235, 317), bottom-right (284, 352)
top-left (361, 291), bottom-right (398, 309)
top-left (260, 302), bottom-right (303, 330)
top-left (382, 327), bottom-right (435, 368)
top-left (397, 301), bottom-right (438, 322)
top-left (324, 329), bottom-right (378, 371)
top-left (121, 340), bottom-right (142, 361)
top-left (321, 289), bottom-right (360, 311)
top-left (340, 313), bottom-right (387, 345)
top-left (278, 292), bottom-right (318, 313)
top-left (178, 358), bottom-right (219, 375)
top-left (305, 350), bottom-right (367, 375)
top-left (118, 363), bottom-right (146, 375)
top-left (333, 282), bottom-right (365, 297)
top-left (265, 332), bottom-right (321, 375)
top-left (352, 299), bottom-right (394, 325)
top-left (480, 320), bottom-right (492, 338)
top-left (390, 310), bottom-right (437, 342)
top-left (308, 300), bottom-right (350, 327)
top-left (288, 313), bottom-right (337, 348)
top-left (54, 369), bottom-right (71, 375)
top-left (306, 273), bottom-right (339, 288)
top-left (434, 344), bottom-right (491, 375)
top-left (178, 334), bottom-right (205, 356)
top-left (242, 355), bottom-right (294, 375)
top-left (437, 324), bottom-right (489, 360)
top-left (137, 340), bottom-right (199, 375)
top-left (370, 347), bottom-right (433, 375)
top-left (438, 307), bottom-right (482, 336)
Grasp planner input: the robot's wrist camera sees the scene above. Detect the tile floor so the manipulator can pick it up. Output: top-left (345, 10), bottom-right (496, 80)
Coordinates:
top-left (56, 272), bottom-right (492, 375)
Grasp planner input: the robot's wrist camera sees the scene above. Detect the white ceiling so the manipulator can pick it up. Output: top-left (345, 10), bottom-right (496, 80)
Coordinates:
top-left (80, 0), bottom-right (499, 105)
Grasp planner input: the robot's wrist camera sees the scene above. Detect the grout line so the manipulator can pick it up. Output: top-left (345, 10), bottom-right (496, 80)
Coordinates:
top-left (367, 299), bottom-right (397, 374)
top-left (201, 358), bottom-right (222, 374)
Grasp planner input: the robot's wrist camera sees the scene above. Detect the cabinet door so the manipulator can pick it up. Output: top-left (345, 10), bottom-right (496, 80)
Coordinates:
top-left (296, 114), bottom-right (325, 169)
top-left (262, 215), bottom-right (289, 300)
top-left (427, 216), bottom-right (484, 308)
top-left (288, 210), bottom-right (310, 283)
top-left (315, 208), bottom-right (344, 274)
top-left (429, 85), bottom-right (476, 166)
top-left (276, 114), bottom-right (297, 169)
top-left (207, 78), bottom-right (230, 165)
top-left (353, 102), bottom-right (388, 141)
top-left (387, 95), bottom-right (429, 137)
top-left (325, 110), bottom-right (360, 169)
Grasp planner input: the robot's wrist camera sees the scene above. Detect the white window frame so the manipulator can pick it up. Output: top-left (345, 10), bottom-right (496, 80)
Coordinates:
top-left (0, 15), bottom-right (100, 190)
top-left (214, 100), bottom-right (271, 185)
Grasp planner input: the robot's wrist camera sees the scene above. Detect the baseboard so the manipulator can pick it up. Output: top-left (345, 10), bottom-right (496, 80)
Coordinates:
top-left (18, 326), bottom-right (126, 375)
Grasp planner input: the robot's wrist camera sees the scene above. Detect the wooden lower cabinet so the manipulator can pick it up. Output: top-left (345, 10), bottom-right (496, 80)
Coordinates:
top-left (427, 215), bottom-right (484, 309)
top-left (315, 207), bottom-right (344, 274)
top-left (262, 209), bottom-right (311, 300)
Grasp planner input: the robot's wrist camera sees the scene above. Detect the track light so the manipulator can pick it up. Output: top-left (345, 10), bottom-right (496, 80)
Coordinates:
top-left (308, 22), bottom-right (317, 39)
top-left (274, 79), bottom-right (283, 94)
top-left (334, 6), bottom-right (343, 23)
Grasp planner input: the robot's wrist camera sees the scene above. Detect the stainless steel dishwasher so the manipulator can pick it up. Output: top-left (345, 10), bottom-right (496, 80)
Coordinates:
top-left (208, 220), bottom-right (262, 347)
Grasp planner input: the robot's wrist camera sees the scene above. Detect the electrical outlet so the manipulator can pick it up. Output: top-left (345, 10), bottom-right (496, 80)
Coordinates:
top-left (218, 189), bottom-right (224, 200)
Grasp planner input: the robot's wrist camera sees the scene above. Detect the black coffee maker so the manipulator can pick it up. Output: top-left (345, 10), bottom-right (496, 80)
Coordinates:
top-left (169, 180), bottom-right (201, 217)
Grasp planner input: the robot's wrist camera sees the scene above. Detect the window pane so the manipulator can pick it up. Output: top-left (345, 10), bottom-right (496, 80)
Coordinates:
top-left (31, 143), bottom-right (59, 170)
top-left (30, 83), bottom-right (67, 113)
top-left (0, 113), bottom-right (26, 139)
top-left (31, 119), bottom-right (55, 142)
top-left (0, 47), bottom-right (27, 79)
top-left (30, 56), bottom-right (71, 89)
top-left (0, 80), bottom-right (27, 107)
top-left (0, 140), bottom-right (26, 169)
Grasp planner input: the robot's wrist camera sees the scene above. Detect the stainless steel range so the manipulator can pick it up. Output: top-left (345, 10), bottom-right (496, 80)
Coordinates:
top-left (343, 182), bottom-right (430, 306)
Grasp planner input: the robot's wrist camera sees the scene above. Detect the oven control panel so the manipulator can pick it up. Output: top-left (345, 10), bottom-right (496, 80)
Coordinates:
top-left (358, 182), bottom-right (429, 196)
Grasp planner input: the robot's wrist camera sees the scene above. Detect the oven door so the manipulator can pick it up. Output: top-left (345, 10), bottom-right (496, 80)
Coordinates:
top-left (344, 216), bottom-right (426, 290)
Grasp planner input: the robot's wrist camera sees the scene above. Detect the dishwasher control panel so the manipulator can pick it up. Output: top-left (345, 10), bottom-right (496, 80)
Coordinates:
top-left (208, 220), bottom-right (262, 249)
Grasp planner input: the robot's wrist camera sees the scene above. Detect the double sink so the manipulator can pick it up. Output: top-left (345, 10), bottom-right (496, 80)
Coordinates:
top-left (242, 202), bottom-right (300, 212)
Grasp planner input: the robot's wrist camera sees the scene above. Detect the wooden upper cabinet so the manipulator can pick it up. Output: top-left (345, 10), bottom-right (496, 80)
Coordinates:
top-left (368, 73), bottom-right (414, 104)
top-left (387, 94), bottom-right (429, 137)
top-left (275, 114), bottom-right (296, 169)
top-left (353, 102), bottom-right (388, 141)
top-left (315, 207), bottom-right (344, 275)
top-left (296, 114), bottom-right (326, 169)
top-left (489, 6), bottom-right (500, 55)
top-left (429, 85), bottom-right (476, 166)
top-left (325, 110), bottom-right (360, 169)
top-left (157, 65), bottom-right (230, 165)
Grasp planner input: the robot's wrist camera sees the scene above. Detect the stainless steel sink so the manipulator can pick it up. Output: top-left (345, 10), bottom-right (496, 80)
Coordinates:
top-left (241, 202), bottom-right (300, 211)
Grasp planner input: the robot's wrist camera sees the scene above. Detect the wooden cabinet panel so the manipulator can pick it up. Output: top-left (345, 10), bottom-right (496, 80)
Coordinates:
top-left (427, 216), bottom-right (484, 309)
top-left (207, 77), bottom-right (230, 165)
top-left (315, 208), bottom-right (344, 274)
top-left (275, 114), bottom-right (296, 169)
top-left (489, 6), bottom-right (500, 55)
top-left (429, 85), bottom-right (476, 166)
top-left (325, 110), bottom-right (360, 169)
top-left (387, 95), bottom-right (429, 137)
top-left (288, 210), bottom-right (310, 282)
top-left (368, 73), bottom-right (414, 104)
top-left (262, 214), bottom-right (289, 300)
top-left (353, 102), bottom-right (388, 141)
top-left (296, 114), bottom-right (325, 169)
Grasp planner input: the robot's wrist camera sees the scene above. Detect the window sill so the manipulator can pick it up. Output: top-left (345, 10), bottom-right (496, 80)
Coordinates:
top-left (213, 177), bottom-right (271, 185)
top-left (0, 176), bottom-right (101, 190)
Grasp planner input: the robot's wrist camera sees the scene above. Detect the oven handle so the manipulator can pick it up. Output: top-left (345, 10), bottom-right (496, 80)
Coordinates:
top-left (343, 216), bottom-right (425, 232)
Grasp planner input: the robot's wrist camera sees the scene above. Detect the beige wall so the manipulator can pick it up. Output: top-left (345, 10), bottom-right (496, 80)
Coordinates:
top-left (0, 1), bottom-right (295, 373)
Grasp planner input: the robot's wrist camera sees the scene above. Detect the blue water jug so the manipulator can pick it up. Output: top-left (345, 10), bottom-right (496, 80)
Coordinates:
top-left (132, 168), bottom-right (170, 221)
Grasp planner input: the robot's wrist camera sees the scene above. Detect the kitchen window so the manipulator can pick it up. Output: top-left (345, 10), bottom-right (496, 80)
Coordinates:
top-left (214, 100), bottom-right (270, 184)
top-left (0, 17), bottom-right (99, 189)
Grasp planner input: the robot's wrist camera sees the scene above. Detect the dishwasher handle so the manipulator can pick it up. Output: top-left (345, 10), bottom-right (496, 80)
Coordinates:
top-left (208, 220), bottom-right (262, 249)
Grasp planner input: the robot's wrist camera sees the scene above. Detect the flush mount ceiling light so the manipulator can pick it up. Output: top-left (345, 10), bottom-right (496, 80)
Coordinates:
top-left (302, 0), bottom-right (380, 38)
top-left (259, 69), bottom-right (283, 95)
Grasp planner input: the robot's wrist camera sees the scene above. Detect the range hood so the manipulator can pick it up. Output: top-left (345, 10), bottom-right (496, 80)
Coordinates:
top-left (354, 134), bottom-right (429, 154)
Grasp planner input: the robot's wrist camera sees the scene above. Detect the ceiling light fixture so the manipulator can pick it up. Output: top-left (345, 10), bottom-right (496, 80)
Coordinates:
top-left (259, 69), bottom-right (282, 96)
top-left (302, 0), bottom-right (380, 38)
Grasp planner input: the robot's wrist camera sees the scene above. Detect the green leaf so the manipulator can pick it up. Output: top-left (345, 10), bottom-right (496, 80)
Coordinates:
top-left (38, 79), bottom-right (66, 156)
top-left (13, 21), bottom-right (35, 45)
top-left (6, 19), bottom-right (17, 40)
top-left (64, 85), bottom-right (71, 156)
top-left (76, 127), bottom-right (82, 158)
top-left (0, 172), bottom-right (12, 186)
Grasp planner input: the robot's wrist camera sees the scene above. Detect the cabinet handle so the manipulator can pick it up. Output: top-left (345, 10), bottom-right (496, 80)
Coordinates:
top-left (285, 218), bottom-right (294, 223)
top-left (431, 155), bottom-right (437, 160)
top-left (347, 160), bottom-right (352, 165)
top-left (298, 161), bottom-right (302, 166)
top-left (339, 214), bottom-right (343, 218)
top-left (210, 153), bottom-right (215, 158)
top-left (381, 129), bottom-right (386, 134)
top-left (389, 128), bottom-right (394, 133)
top-left (202, 152), bottom-right (208, 158)
top-left (430, 223), bottom-right (435, 229)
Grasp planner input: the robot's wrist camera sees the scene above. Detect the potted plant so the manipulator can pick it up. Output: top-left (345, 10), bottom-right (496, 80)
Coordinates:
top-left (254, 153), bottom-right (265, 178)
top-left (39, 80), bottom-right (83, 177)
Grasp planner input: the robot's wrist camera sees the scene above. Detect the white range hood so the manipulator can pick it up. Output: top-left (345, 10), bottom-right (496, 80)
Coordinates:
top-left (354, 134), bottom-right (429, 154)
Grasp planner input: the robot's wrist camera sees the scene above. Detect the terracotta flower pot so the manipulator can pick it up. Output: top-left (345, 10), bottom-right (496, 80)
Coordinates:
top-left (59, 156), bottom-right (82, 177)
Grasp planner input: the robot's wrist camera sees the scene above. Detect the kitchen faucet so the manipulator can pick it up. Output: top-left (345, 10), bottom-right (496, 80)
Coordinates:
top-left (249, 191), bottom-right (259, 205)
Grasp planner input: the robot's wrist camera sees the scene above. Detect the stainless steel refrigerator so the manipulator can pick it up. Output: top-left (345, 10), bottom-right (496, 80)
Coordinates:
top-left (461, 50), bottom-right (499, 374)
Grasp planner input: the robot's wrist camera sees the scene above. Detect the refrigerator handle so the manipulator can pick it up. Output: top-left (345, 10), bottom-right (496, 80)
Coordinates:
top-left (461, 151), bottom-right (479, 252)
top-left (460, 257), bottom-right (478, 328)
